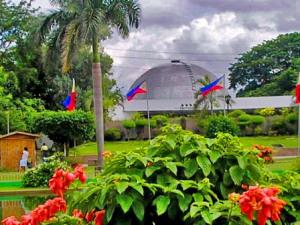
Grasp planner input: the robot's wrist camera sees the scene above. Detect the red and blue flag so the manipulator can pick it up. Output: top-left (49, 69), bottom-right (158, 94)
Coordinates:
top-left (200, 76), bottom-right (224, 96)
top-left (63, 79), bottom-right (76, 111)
top-left (126, 81), bottom-right (147, 101)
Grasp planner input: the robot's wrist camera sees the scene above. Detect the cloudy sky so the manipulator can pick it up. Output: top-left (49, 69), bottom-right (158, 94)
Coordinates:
top-left (16, 0), bottom-right (300, 93)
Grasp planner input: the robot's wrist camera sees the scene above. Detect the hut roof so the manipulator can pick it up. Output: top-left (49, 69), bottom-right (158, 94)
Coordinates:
top-left (0, 131), bottom-right (40, 139)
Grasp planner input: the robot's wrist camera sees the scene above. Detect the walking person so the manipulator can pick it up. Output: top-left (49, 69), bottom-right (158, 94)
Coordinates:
top-left (19, 147), bottom-right (29, 172)
top-left (41, 143), bottom-right (48, 161)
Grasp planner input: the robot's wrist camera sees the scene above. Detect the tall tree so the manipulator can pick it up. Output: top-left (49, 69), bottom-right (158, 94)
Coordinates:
top-left (229, 32), bottom-right (300, 97)
top-left (39, 0), bottom-right (140, 168)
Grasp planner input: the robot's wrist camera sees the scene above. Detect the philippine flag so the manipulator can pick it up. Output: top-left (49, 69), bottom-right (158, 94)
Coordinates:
top-left (63, 79), bottom-right (76, 111)
top-left (200, 76), bottom-right (224, 96)
top-left (126, 81), bottom-right (147, 101)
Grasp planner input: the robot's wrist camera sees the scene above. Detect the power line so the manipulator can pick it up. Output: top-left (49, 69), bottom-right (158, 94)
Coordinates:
top-left (105, 48), bottom-right (240, 56)
top-left (109, 55), bottom-right (233, 62)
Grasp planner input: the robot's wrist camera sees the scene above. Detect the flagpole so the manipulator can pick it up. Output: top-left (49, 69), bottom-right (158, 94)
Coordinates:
top-left (298, 104), bottom-right (300, 157)
top-left (146, 92), bottom-right (151, 141)
top-left (223, 75), bottom-right (226, 116)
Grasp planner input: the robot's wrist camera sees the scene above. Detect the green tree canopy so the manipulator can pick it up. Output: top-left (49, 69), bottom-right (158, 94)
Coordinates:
top-left (229, 32), bottom-right (300, 97)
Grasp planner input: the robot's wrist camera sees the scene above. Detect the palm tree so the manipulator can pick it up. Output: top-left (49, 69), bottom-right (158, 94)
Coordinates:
top-left (39, 0), bottom-right (140, 168)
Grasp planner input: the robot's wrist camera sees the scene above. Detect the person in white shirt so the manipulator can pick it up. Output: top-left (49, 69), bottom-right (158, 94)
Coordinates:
top-left (41, 143), bottom-right (48, 160)
top-left (19, 147), bottom-right (29, 171)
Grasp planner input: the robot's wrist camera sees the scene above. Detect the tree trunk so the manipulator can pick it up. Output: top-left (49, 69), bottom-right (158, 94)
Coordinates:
top-left (92, 36), bottom-right (104, 169)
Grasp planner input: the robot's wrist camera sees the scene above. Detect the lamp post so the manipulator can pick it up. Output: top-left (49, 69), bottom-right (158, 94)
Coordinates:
top-left (225, 95), bottom-right (231, 112)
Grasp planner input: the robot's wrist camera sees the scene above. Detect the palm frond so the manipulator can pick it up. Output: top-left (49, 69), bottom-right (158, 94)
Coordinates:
top-left (62, 20), bottom-right (81, 73)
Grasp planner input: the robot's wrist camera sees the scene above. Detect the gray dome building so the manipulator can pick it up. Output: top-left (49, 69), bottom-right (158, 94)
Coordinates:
top-left (129, 60), bottom-right (217, 100)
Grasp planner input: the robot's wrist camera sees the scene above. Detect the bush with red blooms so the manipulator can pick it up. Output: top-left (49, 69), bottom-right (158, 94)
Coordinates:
top-left (253, 144), bottom-right (273, 163)
top-left (231, 186), bottom-right (286, 225)
top-left (2, 165), bottom-right (105, 225)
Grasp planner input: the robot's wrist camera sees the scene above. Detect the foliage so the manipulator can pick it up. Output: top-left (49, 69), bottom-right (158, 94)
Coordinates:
top-left (229, 32), bottom-right (300, 96)
top-left (69, 125), bottom-right (271, 224)
top-left (22, 153), bottom-right (69, 187)
top-left (206, 115), bottom-right (240, 138)
top-left (122, 120), bottom-right (136, 129)
top-left (257, 107), bottom-right (275, 117)
top-left (152, 115), bottom-right (168, 127)
top-left (228, 110), bottom-right (245, 118)
top-left (135, 119), bottom-right (147, 128)
top-left (104, 128), bottom-right (122, 141)
top-left (253, 145), bottom-right (273, 163)
top-left (271, 115), bottom-right (296, 135)
top-left (33, 110), bottom-right (95, 145)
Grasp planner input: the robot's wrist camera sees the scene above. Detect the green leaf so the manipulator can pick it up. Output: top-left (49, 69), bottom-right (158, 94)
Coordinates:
top-left (116, 194), bottom-right (134, 213)
top-left (201, 210), bottom-right (212, 224)
top-left (184, 159), bottom-right (198, 178)
top-left (190, 205), bottom-right (201, 218)
top-left (180, 143), bottom-right (196, 157)
top-left (223, 171), bottom-right (233, 187)
top-left (208, 150), bottom-right (221, 163)
top-left (193, 193), bottom-right (203, 202)
top-left (237, 156), bottom-right (247, 169)
top-left (145, 166), bottom-right (160, 177)
top-left (229, 165), bottom-right (245, 185)
top-left (132, 200), bottom-right (144, 221)
top-left (196, 155), bottom-right (212, 177)
top-left (165, 162), bottom-right (177, 175)
top-left (129, 183), bottom-right (144, 196)
top-left (106, 204), bottom-right (115, 222)
top-left (247, 164), bottom-right (261, 181)
top-left (116, 182), bottom-right (128, 194)
top-left (153, 195), bottom-right (171, 215)
top-left (166, 136), bottom-right (176, 149)
top-left (178, 194), bottom-right (193, 212)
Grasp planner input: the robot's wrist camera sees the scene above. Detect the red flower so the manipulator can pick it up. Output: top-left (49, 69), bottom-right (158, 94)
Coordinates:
top-left (239, 186), bottom-right (286, 225)
top-left (2, 216), bottom-right (21, 225)
top-left (74, 165), bottom-right (87, 183)
top-left (94, 210), bottom-right (105, 225)
top-left (85, 210), bottom-right (96, 222)
top-left (72, 209), bottom-right (84, 218)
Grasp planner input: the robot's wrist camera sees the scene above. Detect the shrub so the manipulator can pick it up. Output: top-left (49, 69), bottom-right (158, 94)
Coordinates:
top-left (104, 128), bottom-right (122, 141)
top-left (253, 144), bottom-right (274, 163)
top-left (206, 116), bottom-right (240, 138)
top-left (122, 120), bottom-right (136, 129)
top-left (70, 125), bottom-right (299, 224)
top-left (22, 153), bottom-right (69, 187)
top-left (135, 119), bottom-right (147, 128)
top-left (250, 115), bottom-right (265, 125)
top-left (287, 112), bottom-right (298, 123)
top-left (257, 107), bottom-right (275, 117)
top-left (228, 109), bottom-right (245, 118)
top-left (33, 110), bottom-right (95, 145)
top-left (152, 115), bottom-right (168, 127)
top-left (150, 119), bottom-right (157, 128)
top-left (238, 114), bottom-right (252, 126)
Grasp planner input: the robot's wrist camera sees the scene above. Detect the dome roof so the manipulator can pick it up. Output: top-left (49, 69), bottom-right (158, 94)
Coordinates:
top-left (129, 60), bottom-right (217, 100)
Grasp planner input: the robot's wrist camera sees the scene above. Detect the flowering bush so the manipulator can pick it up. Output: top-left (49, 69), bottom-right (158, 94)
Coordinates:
top-left (253, 144), bottom-right (273, 163)
top-left (229, 186), bottom-right (286, 225)
top-left (2, 165), bottom-right (105, 225)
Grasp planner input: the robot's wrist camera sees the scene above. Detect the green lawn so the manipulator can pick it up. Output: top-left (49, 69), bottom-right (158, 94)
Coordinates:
top-left (239, 136), bottom-right (297, 148)
top-left (72, 140), bottom-right (148, 156)
top-left (72, 136), bottom-right (298, 156)
top-left (266, 157), bottom-right (300, 172)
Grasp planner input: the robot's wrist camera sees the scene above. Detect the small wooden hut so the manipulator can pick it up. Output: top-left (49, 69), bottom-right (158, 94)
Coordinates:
top-left (0, 132), bottom-right (40, 171)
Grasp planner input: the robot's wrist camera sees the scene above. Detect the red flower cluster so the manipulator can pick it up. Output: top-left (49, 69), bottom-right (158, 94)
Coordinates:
top-left (238, 186), bottom-right (286, 225)
top-left (73, 209), bottom-right (106, 225)
top-left (49, 165), bottom-right (87, 197)
top-left (253, 145), bottom-right (273, 163)
top-left (2, 197), bottom-right (66, 225)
